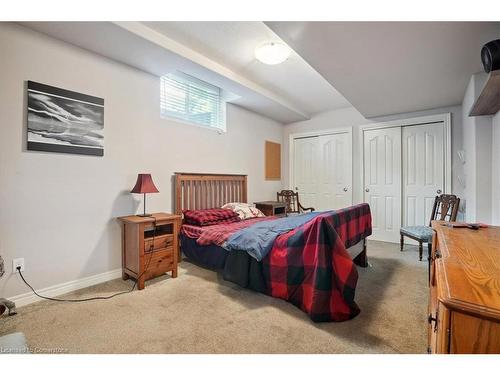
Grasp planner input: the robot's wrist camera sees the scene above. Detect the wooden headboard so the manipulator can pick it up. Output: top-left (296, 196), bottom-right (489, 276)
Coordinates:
top-left (174, 173), bottom-right (247, 215)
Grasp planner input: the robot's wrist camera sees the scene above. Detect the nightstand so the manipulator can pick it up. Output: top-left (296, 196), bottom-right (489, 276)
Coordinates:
top-left (118, 212), bottom-right (181, 290)
top-left (254, 201), bottom-right (287, 216)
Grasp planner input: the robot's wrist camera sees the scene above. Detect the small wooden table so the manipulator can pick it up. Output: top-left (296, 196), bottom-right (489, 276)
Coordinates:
top-left (118, 213), bottom-right (181, 290)
top-left (254, 201), bottom-right (287, 216)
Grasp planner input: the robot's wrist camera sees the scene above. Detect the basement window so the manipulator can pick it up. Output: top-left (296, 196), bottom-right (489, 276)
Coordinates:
top-left (160, 71), bottom-right (226, 132)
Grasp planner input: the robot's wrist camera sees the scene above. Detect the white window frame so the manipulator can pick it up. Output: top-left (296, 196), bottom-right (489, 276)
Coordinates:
top-left (160, 72), bottom-right (227, 133)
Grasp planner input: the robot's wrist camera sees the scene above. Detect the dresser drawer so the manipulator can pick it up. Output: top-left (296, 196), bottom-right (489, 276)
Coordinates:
top-left (145, 249), bottom-right (173, 279)
top-left (144, 234), bottom-right (173, 251)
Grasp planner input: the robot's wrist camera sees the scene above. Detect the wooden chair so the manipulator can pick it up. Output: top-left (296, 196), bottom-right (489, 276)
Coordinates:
top-left (400, 194), bottom-right (460, 261)
top-left (276, 190), bottom-right (315, 215)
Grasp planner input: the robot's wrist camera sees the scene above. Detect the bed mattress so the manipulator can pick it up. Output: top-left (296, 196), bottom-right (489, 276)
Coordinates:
top-left (180, 235), bottom-right (228, 270)
top-left (181, 231), bottom-right (365, 267)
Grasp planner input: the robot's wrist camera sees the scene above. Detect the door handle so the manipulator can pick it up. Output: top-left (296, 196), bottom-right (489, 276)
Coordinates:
top-left (343, 187), bottom-right (348, 192)
top-left (428, 313), bottom-right (438, 332)
top-left (295, 187), bottom-right (299, 191)
top-left (437, 189), bottom-right (442, 194)
top-left (365, 188), bottom-right (370, 192)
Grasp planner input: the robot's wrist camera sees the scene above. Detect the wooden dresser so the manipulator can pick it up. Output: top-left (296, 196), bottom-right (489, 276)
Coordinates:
top-left (118, 213), bottom-right (181, 290)
top-left (429, 221), bottom-right (500, 353)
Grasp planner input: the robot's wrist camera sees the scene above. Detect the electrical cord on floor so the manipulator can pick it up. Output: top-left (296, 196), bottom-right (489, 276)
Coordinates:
top-left (16, 218), bottom-right (157, 303)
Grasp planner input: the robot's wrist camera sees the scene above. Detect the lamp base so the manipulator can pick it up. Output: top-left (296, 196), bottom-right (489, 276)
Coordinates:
top-left (137, 213), bottom-right (153, 217)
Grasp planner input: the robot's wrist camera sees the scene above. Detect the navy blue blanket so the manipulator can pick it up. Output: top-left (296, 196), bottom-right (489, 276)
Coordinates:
top-left (224, 212), bottom-right (321, 261)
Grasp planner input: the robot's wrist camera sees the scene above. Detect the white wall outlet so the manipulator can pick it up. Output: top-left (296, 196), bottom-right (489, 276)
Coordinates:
top-left (12, 258), bottom-right (25, 273)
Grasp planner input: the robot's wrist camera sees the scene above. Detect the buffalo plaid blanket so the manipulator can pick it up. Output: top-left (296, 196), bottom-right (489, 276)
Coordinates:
top-left (183, 208), bottom-right (240, 226)
top-left (181, 216), bottom-right (276, 245)
top-left (181, 203), bottom-right (372, 322)
top-left (262, 203), bottom-right (372, 322)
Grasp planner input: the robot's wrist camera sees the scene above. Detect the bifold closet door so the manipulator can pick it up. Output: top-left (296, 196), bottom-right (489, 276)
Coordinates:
top-left (402, 123), bottom-right (445, 227)
top-left (293, 132), bottom-right (353, 211)
top-left (317, 133), bottom-right (352, 210)
top-left (363, 127), bottom-right (402, 243)
top-left (293, 136), bottom-right (320, 210)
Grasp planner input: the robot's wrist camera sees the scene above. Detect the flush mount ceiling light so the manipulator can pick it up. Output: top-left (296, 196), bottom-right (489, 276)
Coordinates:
top-left (254, 41), bottom-right (291, 65)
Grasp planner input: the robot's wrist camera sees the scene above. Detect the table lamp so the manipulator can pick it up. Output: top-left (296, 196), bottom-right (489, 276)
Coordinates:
top-left (131, 173), bottom-right (159, 217)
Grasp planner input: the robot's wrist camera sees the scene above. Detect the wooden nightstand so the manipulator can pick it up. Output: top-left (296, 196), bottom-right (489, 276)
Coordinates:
top-left (118, 213), bottom-right (181, 290)
top-left (254, 201), bottom-right (287, 216)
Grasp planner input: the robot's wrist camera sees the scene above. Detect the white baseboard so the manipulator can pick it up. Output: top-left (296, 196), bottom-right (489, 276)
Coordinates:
top-left (9, 268), bottom-right (122, 308)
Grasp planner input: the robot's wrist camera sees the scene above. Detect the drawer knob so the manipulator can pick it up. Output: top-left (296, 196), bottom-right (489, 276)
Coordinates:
top-left (428, 313), bottom-right (438, 332)
top-left (428, 314), bottom-right (436, 324)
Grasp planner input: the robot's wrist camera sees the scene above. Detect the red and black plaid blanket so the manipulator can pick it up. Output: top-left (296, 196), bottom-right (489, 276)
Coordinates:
top-left (181, 203), bottom-right (372, 322)
top-left (262, 203), bottom-right (372, 322)
top-left (181, 216), bottom-right (275, 245)
top-left (183, 208), bottom-right (240, 226)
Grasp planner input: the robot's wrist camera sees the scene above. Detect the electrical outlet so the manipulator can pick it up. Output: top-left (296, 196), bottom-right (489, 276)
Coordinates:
top-left (12, 258), bottom-right (25, 273)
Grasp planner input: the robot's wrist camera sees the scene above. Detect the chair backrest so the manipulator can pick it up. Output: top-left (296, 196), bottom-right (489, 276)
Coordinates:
top-left (277, 190), bottom-right (300, 214)
top-left (429, 194), bottom-right (460, 225)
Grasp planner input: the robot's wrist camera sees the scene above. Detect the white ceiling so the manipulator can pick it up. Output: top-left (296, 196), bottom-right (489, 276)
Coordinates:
top-left (267, 22), bottom-right (500, 118)
top-left (142, 22), bottom-right (351, 116)
top-left (20, 21), bottom-right (500, 122)
top-left (20, 21), bottom-right (350, 124)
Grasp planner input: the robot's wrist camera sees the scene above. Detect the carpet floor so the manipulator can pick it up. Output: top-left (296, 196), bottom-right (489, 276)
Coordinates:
top-left (0, 240), bottom-right (428, 353)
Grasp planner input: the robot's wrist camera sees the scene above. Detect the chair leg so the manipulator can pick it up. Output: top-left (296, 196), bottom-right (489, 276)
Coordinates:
top-left (400, 234), bottom-right (404, 251)
top-left (419, 242), bottom-right (423, 261)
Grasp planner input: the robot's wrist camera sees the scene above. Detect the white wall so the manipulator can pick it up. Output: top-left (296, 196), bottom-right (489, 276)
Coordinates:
top-left (0, 23), bottom-right (284, 299)
top-left (491, 112), bottom-right (500, 225)
top-left (461, 73), bottom-right (493, 223)
top-left (462, 77), bottom-right (477, 221)
top-left (283, 105), bottom-right (464, 212)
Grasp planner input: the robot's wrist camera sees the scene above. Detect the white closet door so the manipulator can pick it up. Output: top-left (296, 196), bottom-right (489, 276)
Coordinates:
top-left (293, 136), bottom-right (319, 210)
top-left (363, 127), bottom-right (402, 242)
top-left (403, 123), bottom-right (444, 227)
top-left (317, 133), bottom-right (353, 210)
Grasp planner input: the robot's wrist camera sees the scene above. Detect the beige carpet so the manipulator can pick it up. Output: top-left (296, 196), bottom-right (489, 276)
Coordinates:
top-left (0, 240), bottom-right (428, 353)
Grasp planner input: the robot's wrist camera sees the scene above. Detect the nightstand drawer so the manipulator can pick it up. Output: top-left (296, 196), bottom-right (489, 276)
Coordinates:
top-left (144, 234), bottom-right (173, 251)
top-left (145, 249), bottom-right (173, 278)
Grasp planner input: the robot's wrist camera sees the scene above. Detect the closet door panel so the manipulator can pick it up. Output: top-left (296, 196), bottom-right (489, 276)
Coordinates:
top-left (363, 127), bottom-right (402, 243)
top-left (317, 132), bottom-right (352, 210)
top-left (403, 123), bottom-right (444, 228)
top-left (293, 137), bottom-right (319, 210)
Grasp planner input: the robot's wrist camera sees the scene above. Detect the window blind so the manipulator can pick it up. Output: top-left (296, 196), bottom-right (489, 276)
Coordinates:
top-left (160, 72), bottom-right (226, 131)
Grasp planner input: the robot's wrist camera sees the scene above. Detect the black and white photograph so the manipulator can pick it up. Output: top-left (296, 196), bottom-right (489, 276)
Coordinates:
top-left (27, 81), bottom-right (104, 156)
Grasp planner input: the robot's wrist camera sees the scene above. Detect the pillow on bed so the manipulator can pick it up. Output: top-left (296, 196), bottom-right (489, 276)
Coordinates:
top-left (183, 208), bottom-right (240, 226)
top-left (221, 202), bottom-right (266, 220)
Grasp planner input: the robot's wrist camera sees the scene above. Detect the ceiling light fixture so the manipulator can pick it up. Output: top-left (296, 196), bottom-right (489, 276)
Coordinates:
top-left (254, 41), bottom-right (291, 65)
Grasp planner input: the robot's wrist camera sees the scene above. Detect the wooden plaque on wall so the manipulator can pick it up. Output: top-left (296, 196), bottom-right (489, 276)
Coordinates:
top-left (265, 141), bottom-right (281, 181)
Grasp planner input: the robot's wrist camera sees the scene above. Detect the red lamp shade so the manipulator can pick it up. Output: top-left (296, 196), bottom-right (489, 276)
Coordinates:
top-left (131, 174), bottom-right (159, 217)
top-left (131, 174), bottom-right (159, 194)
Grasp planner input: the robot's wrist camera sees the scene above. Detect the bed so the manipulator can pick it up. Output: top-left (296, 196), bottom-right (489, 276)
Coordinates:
top-left (174, 172), bottom-right (372, 322)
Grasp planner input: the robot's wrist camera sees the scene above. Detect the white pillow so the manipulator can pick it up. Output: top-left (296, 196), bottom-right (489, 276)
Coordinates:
top-left (221, 202), bottom-right (266, 220)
